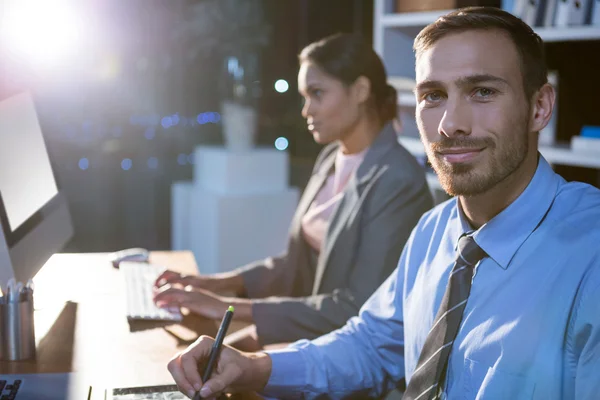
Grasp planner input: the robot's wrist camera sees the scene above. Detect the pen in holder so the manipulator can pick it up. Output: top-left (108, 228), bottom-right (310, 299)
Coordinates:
top-left (0, 278), bottom-right (36, 361)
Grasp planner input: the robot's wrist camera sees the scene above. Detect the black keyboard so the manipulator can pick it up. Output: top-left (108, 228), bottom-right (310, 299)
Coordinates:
top-left (0, 379), bottom-right (22, 400)
top-left (107, 384), bottom-right (186, 399)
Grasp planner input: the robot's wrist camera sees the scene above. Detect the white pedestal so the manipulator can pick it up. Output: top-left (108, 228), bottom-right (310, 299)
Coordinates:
top-left (171, 181), bottom-right (193, 251)
top-left (171, 146), bottom-right (299, 275)
top-left (194, 145), bottom-right (289, 194)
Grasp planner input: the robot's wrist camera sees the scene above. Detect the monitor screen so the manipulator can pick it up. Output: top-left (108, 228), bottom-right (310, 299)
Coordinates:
top-left (0, 91), bottom-right (73, 284)
top-left (0, 92), bottom-right (58, 232)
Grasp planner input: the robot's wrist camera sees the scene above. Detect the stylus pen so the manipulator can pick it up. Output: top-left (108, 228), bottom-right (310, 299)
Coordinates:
top-left (194, 305), bottom-right (235, 400)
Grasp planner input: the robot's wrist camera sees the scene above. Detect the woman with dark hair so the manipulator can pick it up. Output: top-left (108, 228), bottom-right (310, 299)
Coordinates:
top-left (153, 33), bottom-right (433, 351)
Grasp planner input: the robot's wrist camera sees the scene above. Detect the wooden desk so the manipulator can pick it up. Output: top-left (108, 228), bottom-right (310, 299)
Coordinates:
top-left (0, 251), bottom-right (223, 392)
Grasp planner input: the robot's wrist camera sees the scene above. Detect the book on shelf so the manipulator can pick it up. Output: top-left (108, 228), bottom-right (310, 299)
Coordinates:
top-left (513, 0), bottom-right (545, 27)
top-left (511, 0), bottom-right (596, 27)
top-left (543, 0), bottom-right (559, 27)
top-left (592, 0), bottom-right (600, 26)
top-left (556, 0), bottom-right (593, 27)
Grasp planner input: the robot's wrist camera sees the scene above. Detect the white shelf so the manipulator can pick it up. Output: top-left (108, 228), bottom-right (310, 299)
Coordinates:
top-left (398, 92), bottom-right (416, 107)
top-left (539, 144), bottom-right (600, 169)
top-left (381, 9), bottom-right (450, 27)
top-left (534, 26), bottom-right (600, 42)
top-left (381, 10), bottom-right (600, 42)
top-left (398, 136), bottom-right (600, 169)
top-left (379, 9), bottom-right (451, 37)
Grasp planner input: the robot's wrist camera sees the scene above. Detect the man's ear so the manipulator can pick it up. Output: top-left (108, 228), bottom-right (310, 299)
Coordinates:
top-left (352, 76), bottom-right (371, 104)
top-left (530, 82), bottom-right (555, 133)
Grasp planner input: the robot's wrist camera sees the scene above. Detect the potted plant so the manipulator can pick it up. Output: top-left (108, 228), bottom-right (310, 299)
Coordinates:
top-left (172, 0), bottom-right (271, 151)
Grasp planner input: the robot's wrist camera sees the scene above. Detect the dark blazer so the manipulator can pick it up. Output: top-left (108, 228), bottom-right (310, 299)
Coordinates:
top-left (237, 122), bottom-right (433, 345)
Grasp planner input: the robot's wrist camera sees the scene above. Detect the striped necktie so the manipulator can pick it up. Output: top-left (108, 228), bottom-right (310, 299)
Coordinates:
top-left (403, 234), bottom-right (487, 400)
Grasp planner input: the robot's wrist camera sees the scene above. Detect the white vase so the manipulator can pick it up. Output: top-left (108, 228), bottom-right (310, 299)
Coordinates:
top-left (221, 100), bottom-right (257, 151)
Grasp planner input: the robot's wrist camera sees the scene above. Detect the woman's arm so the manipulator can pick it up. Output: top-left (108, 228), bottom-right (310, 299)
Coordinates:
top-left (153, 268), bottom-right (247, 296)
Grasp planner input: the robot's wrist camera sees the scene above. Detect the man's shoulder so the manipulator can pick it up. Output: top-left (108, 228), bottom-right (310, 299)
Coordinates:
top-left (560, 184), bottom-right (600, 319)
top-left (553, 181), bottom-right (600, 232)
top-left (541, 181), bottom-right (600, 270)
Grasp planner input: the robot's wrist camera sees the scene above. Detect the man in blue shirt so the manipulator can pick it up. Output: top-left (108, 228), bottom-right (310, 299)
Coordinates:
top-left (167, 7), bottom-right (600, 399)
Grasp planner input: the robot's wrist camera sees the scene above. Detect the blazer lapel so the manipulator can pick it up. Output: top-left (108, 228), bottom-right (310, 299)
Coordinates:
top-left (289, 151), bottom-right (336, 237)
top-left (312, 122), bottom-right (398, 294)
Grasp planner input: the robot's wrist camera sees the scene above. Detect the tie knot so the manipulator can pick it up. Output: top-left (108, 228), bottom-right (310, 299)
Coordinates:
top-left (456, 235), bottom-right (487, 267)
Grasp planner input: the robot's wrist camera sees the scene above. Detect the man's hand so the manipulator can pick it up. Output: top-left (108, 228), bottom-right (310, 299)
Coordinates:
top-left (168, 336), bottom-right (272, 398)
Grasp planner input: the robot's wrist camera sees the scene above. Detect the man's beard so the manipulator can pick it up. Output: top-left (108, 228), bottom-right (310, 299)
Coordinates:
top-left (425, 131), bottom-right (529, 197)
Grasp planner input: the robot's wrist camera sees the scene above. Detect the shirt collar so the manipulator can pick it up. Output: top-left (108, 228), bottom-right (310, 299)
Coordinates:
top-left (453, 155), bottom-right (560, 270)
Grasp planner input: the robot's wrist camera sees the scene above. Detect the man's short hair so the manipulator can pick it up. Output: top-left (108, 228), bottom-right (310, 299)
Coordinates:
top-left (414, 6), bottom-right (548, 100)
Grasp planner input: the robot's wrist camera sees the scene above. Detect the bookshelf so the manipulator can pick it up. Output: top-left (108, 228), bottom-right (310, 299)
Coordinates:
top-left (378, 9), bottom-right (600, 42)
top-left (374, 0), bottom-right (600, 200)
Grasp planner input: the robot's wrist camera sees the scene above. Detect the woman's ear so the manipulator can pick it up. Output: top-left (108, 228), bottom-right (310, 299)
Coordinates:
top-left (352, 76), bottom-right (371, 104)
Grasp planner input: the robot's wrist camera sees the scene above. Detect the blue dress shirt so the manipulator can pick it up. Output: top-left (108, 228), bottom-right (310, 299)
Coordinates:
top-left (262, 155), bottom-right (600, 399)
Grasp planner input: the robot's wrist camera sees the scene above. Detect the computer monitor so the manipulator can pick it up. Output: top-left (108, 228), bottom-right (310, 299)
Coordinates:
top-left (0, 91), bottom-right (74, 285)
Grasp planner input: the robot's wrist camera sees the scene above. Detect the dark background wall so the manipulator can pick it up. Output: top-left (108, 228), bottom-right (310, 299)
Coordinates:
top-left (1, 1), bottom-right (598, 254)
top-left (543, 41), bottom-right (600, 185)
top-left (0, 0), bottom-right (374, 253)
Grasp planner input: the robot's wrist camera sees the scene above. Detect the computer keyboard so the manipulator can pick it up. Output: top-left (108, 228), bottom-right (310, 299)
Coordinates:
top-left (120, 262), bottom-right (183, 322)
top-left (0, 378), bottom-right (21, 399)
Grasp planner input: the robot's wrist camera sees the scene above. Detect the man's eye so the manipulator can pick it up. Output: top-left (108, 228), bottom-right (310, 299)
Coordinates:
top-left (474, 88), bottom-right (495, 97)
top-left (313, 89), bottom-right (323, 98)
top-left (424, 92), bottom-right (442, 102)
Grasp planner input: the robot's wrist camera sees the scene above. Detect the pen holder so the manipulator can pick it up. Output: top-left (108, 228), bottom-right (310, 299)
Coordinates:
top-left (0, 296), bottom-right (36, 361)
